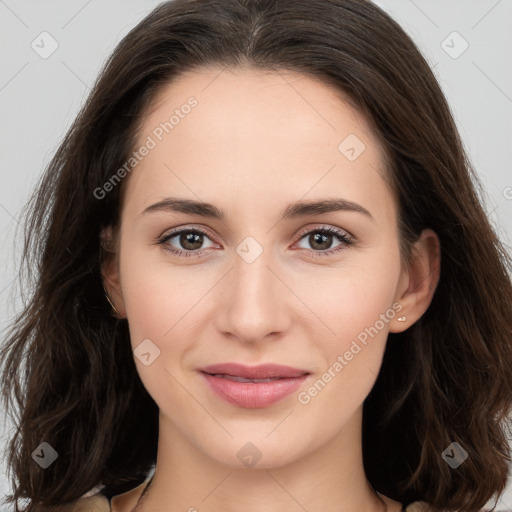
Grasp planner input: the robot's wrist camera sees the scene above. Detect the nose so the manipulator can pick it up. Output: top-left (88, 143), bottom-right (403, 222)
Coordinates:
top-left (213, 239), bottom-right (291, 344)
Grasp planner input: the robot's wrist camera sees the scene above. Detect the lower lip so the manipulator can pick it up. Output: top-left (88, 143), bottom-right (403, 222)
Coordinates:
top-left (200, 372), bottom-right (309, 408)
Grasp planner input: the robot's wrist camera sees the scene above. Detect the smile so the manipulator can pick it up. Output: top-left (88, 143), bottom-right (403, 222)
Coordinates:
top-left (199, 362), bottom-right (310, 408)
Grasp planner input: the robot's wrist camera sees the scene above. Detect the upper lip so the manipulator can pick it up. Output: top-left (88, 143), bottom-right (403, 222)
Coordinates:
top-left (200, 363), bottom-right (309, 379)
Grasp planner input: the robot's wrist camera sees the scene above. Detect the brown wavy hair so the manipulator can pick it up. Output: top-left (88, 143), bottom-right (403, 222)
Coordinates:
top-left (1, 0), bottom-right (512, 510)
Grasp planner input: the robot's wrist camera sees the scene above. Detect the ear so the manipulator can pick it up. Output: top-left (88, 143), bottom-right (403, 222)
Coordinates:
top-left (99, 225), bottom-right (127, 318)
top-left (389, 228), bottom-right (441, 332)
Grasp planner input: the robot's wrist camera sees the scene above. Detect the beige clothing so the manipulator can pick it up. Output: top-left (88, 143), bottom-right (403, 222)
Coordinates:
top-left (68, 480), bottom-right (433, 512)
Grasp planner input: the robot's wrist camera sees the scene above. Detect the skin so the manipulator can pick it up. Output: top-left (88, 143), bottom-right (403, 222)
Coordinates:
top-left (102, 66), bottom-right (440, 512)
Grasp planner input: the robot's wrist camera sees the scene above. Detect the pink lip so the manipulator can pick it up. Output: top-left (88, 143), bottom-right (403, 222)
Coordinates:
top-left (199, 363), bottom-right (310, 408)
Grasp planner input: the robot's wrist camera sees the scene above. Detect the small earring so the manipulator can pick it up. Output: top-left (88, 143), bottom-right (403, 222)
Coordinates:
top-left (103, 284), bottom-right (121, 318)
top-left (397, 316), bottom-right (407, 322)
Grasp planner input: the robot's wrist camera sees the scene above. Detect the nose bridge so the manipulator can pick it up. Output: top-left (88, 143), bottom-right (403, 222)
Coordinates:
top-left (233, 235), bottom-right (272, 302)
top-left (218, 233), bottom-right (288, 341)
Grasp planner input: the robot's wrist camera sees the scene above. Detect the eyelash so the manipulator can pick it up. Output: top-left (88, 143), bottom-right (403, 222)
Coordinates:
top-left (156, 225), bottom-right (355, 259)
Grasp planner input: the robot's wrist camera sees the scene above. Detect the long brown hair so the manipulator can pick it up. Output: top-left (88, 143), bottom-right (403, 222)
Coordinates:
top-left (1, 1), bottom-right (511, 511)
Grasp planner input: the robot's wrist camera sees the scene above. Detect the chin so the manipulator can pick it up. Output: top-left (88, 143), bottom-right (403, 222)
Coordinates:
top-left (203, 436), bottom-right (309, 470)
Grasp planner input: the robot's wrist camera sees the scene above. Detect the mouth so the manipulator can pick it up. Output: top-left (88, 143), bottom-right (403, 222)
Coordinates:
top-left (205, 374), bottom-right (290, 383)
top-left (200, 362), bottom-right (310, 379)
top-left (199, 363), bottom-right (310, 408)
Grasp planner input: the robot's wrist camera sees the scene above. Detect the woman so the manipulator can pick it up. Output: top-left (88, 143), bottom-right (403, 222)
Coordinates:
top-left (1, 1), bottom-right (511, 511)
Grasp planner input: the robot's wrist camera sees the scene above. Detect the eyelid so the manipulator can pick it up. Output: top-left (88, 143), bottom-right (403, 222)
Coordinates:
top-left (293, 224), bottom-right (354, 243)
top-left (158, 223), bottom-right (354, 244)
top-left (159, 224), bottom-right (216, 241)
top-left (157, 224), bottom-right (220, 250)
top-left (156, 223), bottom-right (355, 258)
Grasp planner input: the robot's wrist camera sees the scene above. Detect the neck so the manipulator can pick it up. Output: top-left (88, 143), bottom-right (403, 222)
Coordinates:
top-left (133, 407), bottom-right (392, 512)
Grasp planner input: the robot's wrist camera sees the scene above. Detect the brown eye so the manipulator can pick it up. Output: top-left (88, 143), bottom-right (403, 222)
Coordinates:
top-left (308, 232), bottom-right (334, 251)
top-left (178, 231), bottom-right (204, 251)
top-left (295, 226), bottom-right (354, 257)
top-left (157, 227), bottom-right (217, 258)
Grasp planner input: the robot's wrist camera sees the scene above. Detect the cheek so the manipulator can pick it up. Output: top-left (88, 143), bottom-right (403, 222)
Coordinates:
top-left (295, 282), bottom-right (399, 436)
top-left (118, 244), bottom-right (216, 378)
top-left (119, 241), bottom-right (196, 336)
top-left (299, 250), bottom-right (402, 400)
top-left (307, 257), bottom-right (401, 348)
top-left (118, 247), bottom-right (201, 408)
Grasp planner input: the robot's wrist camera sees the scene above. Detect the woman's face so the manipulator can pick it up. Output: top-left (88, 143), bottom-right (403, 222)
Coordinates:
top-left (104, 66), bottom-right (418, 469)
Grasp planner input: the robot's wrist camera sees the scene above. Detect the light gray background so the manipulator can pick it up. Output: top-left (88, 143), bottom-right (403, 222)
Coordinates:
top-left (1, 0), bottom-right (511, 509)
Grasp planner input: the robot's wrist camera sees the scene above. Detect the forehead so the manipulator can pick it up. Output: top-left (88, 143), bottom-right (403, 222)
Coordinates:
top-left (141, 66), bottom-right (380, 154)
top-left (123, 66), bottom-right (394, 223)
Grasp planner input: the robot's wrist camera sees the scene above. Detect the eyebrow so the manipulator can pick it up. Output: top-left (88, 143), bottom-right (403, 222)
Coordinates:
top-left (140, 197), bottom-right (374, 221)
